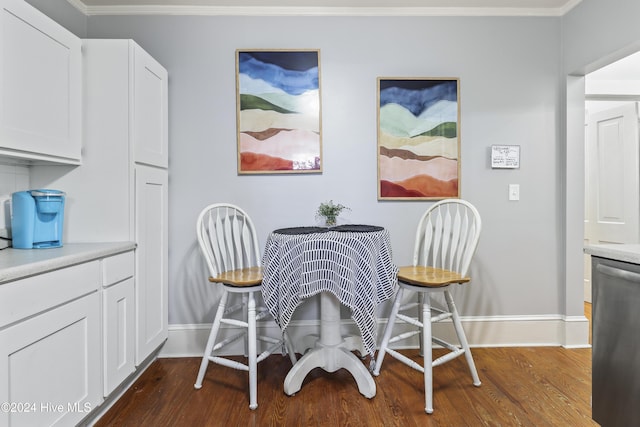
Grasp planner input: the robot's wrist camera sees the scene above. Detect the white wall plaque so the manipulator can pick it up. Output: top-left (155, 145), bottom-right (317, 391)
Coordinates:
top-left (491, 145), bottom-right (520, 169)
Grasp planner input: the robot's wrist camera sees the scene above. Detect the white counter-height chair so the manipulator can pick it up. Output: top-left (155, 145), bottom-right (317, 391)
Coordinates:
top-left (194, 203), bottom-right (296, 410)
top-left (373, 199), bottom-right (482, 414)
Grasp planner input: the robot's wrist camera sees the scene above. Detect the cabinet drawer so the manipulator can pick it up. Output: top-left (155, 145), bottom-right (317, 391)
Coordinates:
top-left (0, 261), bottom-right (100, 328)
top-left (102, 251), bottom-right (134, 288)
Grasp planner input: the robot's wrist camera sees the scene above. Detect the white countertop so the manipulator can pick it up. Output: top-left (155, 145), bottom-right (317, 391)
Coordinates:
top-left (584, 244), bottom-right (640, 265)
top-left (0, 242), bottom-right (136, 284)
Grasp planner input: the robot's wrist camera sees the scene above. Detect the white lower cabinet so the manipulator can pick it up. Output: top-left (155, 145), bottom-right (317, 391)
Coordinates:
top-left (102, 252), bottom-right (136, 396)
top-left (0, 245), bottom-right (139, 426)
top-left (0, 293), bottom-right (101, 427)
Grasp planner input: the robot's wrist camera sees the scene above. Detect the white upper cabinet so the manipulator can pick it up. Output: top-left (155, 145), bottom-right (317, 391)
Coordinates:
top-left (133, 44), bottom-right (168, 168)
top-left (0, 0), bottom-right (81, 164)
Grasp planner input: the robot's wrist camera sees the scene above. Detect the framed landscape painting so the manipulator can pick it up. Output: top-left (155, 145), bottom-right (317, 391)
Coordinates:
top-left (377, 78), bottom-right (461, 200)
top-left (236, 49), bottom-right (322, 174)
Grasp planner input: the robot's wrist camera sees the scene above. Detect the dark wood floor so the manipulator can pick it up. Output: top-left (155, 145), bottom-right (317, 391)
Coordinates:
top-left (96, 304), bottom-right (595, 426)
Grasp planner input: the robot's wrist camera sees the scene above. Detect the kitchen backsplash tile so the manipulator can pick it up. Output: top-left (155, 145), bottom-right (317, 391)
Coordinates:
top-left (0, 163), bottom-right (30, 233)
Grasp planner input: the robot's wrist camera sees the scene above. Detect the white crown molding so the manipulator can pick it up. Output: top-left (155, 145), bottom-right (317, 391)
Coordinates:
top-left (67, 2), bottom-right (581, 17)
top-left (66, 0), bottom-right (89, 15)
top-left (559, 0), bottom-right (582, 15)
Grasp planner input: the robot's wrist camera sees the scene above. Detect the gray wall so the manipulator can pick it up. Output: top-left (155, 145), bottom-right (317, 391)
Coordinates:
top-left (564, 0), bottom-right (640, 75)
top-left (26, 0), bottom-right (87, 37)
top-left (81, 15), bottom-right (564, 325)
top-left (27, 1), bottom-right (602, 327)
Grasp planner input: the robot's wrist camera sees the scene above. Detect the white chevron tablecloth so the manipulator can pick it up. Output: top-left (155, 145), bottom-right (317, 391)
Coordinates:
top-left (261, 225), bottom-right (398, 356)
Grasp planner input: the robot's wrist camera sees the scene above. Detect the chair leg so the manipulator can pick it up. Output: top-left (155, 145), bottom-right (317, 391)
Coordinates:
top-left (417, 292), bottom-right (425, 357)
top-left (247, 292), bottom-right (258, 410)
top-left (195, 290), bottom-right (229, 389)
top-left (422, 293), bottom-right (434, 414)
top-left (444, 290), bottom-right (481, 387)
top-left (373, 288), bottom-right (404, 376)
top-left (242, 293), bottom-right (250, 358)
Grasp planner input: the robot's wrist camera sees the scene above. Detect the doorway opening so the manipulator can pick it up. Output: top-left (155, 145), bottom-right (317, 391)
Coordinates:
top-left (583, 52), bottom-right (640, 302)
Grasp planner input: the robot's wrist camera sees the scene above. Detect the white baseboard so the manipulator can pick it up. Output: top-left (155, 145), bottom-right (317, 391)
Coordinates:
top-left (159, 314), bottom-right (591, 358)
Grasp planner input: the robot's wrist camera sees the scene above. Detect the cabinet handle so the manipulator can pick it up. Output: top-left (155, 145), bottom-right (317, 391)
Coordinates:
top-left (596, 263), bottom-right (640, 282)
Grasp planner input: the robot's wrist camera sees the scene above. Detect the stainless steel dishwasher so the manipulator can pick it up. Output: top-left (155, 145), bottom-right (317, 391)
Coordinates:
top-left (591, 256), bottom-right (640, 427)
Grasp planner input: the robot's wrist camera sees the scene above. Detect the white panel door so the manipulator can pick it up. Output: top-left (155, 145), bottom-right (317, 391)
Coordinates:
top-left (133, 44), bottom-right (168, 168)
top-left (584, 103), bottom-right (640, 300)
top-left (103, 278), bottom-right (135, 396)
top-left (0, 0), bottom-right (81, 163)
top-left (0, 294), bottom-right (101, 427)
top-left (135, 165), bottom-right (168, 364)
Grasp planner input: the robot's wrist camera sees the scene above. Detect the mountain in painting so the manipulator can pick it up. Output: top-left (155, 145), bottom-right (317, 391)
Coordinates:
top-left (379, 100), bottom-right (457, 138)
top-left (239, 94), bottom-right (295, 114)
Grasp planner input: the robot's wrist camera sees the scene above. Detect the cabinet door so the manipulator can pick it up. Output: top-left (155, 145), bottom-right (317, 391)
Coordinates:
top-left (0, 0), bottom-right (81, 164)
top-left (0, 293), bottom-right (101, 427)
top-left (133, 43), bottom-right (168, 168)
top-left (135, 165), bottom-right (168, 364)
top-left (103, 278), bottom-right (136, 396)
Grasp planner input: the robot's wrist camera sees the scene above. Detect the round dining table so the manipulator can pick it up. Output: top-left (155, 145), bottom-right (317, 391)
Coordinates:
top-left (261, 224), bottom-right (398, 398)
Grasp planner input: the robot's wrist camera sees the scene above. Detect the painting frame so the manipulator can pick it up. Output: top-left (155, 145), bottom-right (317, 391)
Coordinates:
top-left (236, 49), bottom-right (322, 174)
top-left (377, 77), bottom-right (461, 200)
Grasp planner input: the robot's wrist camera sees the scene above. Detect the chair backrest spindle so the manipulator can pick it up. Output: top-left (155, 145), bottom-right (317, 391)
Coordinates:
top-left (412, 199), bottom-right (481, 277)
top-left (196, 204), bottom-right (261, 279)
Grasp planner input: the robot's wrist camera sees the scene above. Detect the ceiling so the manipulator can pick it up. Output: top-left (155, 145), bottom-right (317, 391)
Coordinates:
top-left (69, 0), bottom-right (583, 16)
top-left (588, 52), bottom-right (640, 81)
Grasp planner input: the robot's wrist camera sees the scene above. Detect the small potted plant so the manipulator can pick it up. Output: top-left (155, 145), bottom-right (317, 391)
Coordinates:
top-left (316, 200), bottom-right (349, 227)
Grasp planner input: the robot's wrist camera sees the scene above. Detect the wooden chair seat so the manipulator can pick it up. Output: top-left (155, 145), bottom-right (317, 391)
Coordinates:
top-left (398, 266), bottom-right (470, 288)
top-left (209, 266), bottom-right (263, 287)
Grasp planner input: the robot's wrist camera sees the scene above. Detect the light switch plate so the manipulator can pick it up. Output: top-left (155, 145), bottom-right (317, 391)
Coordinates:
top-left (509, 184), bottom-right (520, 201)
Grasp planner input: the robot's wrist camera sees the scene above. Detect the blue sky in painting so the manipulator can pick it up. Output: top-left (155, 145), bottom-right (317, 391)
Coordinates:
top-left (379, 80), bottom-right (457, 117)
top-left (238, 51), bottom-right (319, 96)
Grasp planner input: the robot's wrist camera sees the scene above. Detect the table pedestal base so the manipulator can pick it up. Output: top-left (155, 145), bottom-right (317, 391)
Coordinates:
top-left (283, 292), bottom-right (376, 398)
